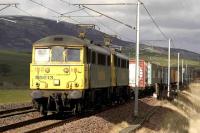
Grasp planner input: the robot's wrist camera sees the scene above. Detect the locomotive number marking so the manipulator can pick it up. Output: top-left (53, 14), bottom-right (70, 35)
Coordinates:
top-left (35, 76), bottom-right (54, 80)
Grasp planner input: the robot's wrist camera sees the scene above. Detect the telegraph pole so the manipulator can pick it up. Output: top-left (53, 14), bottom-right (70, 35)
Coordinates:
top-left (177, 53), bottom-right (180, 91)
top-left (134, 0), bottom-right (140, 117)
top-left (167, 39), bottom-right (171, 97)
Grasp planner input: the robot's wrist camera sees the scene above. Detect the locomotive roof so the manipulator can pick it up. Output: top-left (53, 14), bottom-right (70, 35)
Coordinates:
top-left (115, 52), bottom-right (129, 60)
top-left (33, 35), bottom-right (87, 46)
top-left (33, 35), bottom-right (110, 55)
top-left (33, 35), bottom-right (129, 58)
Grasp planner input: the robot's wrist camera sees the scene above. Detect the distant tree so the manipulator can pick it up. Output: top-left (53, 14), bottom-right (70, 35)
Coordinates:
top-left (0, 64), bottom-right (11, 76)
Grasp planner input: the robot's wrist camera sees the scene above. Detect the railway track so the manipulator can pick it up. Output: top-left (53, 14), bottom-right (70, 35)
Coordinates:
top-left (0, 114), bottom-right (56, 132)
top-left (0, 100), bottom-right (132, 133)
top-left (24, 116), bottom-right (78, 133)
top-left (0, 106), bottom-right (32, 115)
top-left (0, 108), bottom-right (36, 119)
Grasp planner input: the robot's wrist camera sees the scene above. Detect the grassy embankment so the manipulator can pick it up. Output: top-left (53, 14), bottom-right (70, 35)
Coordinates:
top-left (0, 90), bottom-right (31, 104)
top-left (0, 50), bottom-right (31, 104)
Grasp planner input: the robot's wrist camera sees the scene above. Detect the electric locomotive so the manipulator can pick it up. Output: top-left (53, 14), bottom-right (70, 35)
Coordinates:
top-left (30, 35), bottom-right (130, 115)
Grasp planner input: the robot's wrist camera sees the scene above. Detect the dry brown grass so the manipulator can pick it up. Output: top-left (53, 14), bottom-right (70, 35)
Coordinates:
top-left (136, 80), bottom-right (200, 133)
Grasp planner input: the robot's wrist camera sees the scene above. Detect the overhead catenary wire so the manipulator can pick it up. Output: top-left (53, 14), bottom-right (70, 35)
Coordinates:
top-left (60, 0), bottom-right (135, 30)
top-left (0, 5), bottom-right (10, 12)
top-left (141, 3), bottom-right (168, 40)
top-left (29, 0), bottom-right (81, 24)
top-left (60, 0), bottom-right (136, 45)
top-left (61, 8), bottom-right (85, 15)
top-left (30, 0), bottom-right (60, 14)
top-left (60, 15), bottom-right (102, 18)
top-left (14, 6), bottom-right (32, 16)
top-left (82, 10), bottom-right (133, 46)
top-left (81, 7), bottom-right (135, 45)
top-left (0, 3), bottom-right (19, 6)
top-left (61, 0), bottom-right (177, 50)
top-left (141, 2), bottom-right (181, 59)
top-left (141, 39), bottom-right (167, 42)
top-left (80, 5), bottom-right (135, 30)
top-left (72, 3), bottom-right (137, 6)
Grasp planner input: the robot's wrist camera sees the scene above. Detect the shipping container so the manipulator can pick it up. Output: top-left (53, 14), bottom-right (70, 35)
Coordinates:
top-left (129, 59), bottom-right (148, 89)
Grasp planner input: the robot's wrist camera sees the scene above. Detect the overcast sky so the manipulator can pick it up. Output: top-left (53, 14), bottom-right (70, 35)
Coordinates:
top-left (0, 0), bottom-right (200, 53)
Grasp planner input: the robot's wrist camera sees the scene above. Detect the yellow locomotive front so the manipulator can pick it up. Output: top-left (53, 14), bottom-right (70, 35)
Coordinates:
top-left (30, 44), bottom-right (87, 91)
top-left (30, 35), bottom-right (89, 115)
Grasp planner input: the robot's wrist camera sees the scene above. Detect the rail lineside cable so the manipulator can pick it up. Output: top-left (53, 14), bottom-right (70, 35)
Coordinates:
top-left (29, 0), bottom-right (81, 24)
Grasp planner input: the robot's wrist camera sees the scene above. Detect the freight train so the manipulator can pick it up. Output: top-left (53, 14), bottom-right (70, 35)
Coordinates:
top-left (30, 35), bottom-right (130, 115)
top-left (30, 34), bottom-right (198, 115)
top-left (129, 59), bottom-right (198, 99)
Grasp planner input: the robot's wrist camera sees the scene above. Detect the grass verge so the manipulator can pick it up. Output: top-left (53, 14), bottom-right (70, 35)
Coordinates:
top-left (0, 89), bottom-right (31, 105)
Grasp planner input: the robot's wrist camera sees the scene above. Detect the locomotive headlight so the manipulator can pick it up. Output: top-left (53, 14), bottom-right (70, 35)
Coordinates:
top-left (75, 83), bottom-right (79, 87)
top-left (36, 82), bottom-right (40, 88)
top-left (53, 79), bottom-right (60, 86)
top-left (45, 68), bottom-right (50, 73)
top-left (63, 68), bottom-right (69, 73)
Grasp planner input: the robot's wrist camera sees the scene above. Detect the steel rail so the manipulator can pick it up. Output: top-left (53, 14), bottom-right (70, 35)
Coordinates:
top-left (0, 109), bottom-right (36, 119)
top-left (0, 106), bottom-right (32, 115)
top-left (0, 115), bottom-right (57, 132)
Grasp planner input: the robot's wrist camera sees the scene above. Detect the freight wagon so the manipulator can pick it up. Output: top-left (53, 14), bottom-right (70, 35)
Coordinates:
top-left (129, 59), bottom-right (162, 97)
top-left (129, 59), bottom-right (197, 99)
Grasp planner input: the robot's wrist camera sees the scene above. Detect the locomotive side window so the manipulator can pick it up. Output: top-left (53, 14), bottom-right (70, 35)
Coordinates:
top-left (107, 56), bottom-right (110, 66)
top-left (51, 46), bottom-right (64, 62)
top-left (35, 48), bottom-right (50, 63)
top-left (66, 48), bottom-right (80, 62)
top-left (114, 55), bottom-right (117, 66)
top-left (87, 48), bottom-right (91, 63)
top-left (92, 51), bottom-right (96, 64)
top-left (126, 60), bottom-right (129, 68)
top-left (98, 53), bottom-right (106, 65)
top-left (117, 58), bottom-right (121, 67)
top-left (121, 59), bottom-right (126, 68)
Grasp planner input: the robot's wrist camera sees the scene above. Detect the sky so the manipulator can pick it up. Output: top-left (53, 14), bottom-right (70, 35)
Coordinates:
top-left (0, 0), bottom-right (200, 54)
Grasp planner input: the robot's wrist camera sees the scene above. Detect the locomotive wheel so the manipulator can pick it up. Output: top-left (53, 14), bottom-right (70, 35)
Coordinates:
top-left (77, 103), bottom-right (85, 115)
top-left (32, 99), bottom-right (39, 109)
top-left (39, 104), bottom-right (47, 116)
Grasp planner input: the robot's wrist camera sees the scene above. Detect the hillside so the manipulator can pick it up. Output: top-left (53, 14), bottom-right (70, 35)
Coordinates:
top-left (0, 16), bottom-right (129, 51)
top-left (0, 16), bottom-right (199, 88)
top-left (0, 16), bottom-right (199, 61)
